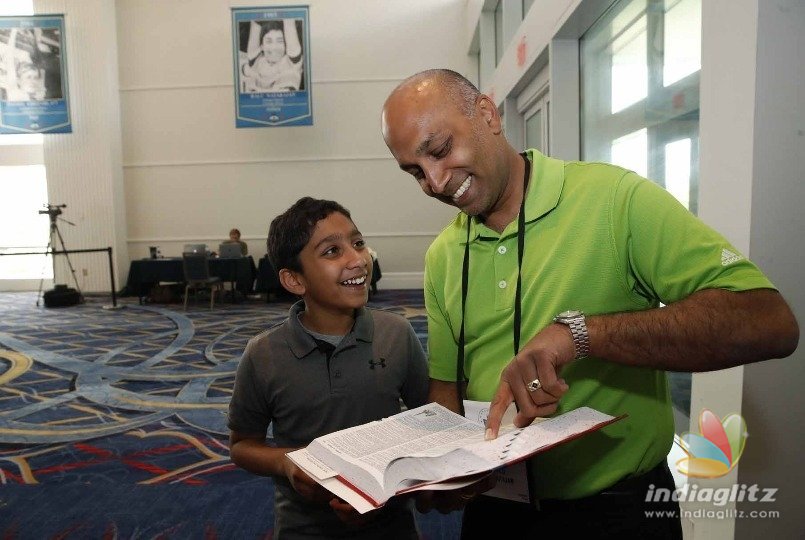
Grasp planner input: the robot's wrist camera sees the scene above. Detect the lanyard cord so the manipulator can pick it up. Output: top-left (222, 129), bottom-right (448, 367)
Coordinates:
top-left (455, 153), bottom-right (531, 414)
top-left (455, 153), bottom-right (535, 503)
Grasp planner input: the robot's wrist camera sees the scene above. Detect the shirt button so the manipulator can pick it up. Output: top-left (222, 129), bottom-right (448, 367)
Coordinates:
top-left (498, 280), bottom-right (507, 289)
top-left (497, 246), bottom-right (507, 255)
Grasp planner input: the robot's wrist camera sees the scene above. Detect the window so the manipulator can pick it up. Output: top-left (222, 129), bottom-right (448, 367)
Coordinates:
top-left (610, 1), bottom-right (648, 113)
top-left (665, 137), bottom-right (692, 209)
top-left (663, 0), bottom-right (701, 86)
top-left (525, 108), bottom-right (543, 151)
top-left (0, 165), bottom-right (52, 280)
top-left (1, 0), bottom-right (49, 286)
top-left (580, 0), bottom-right (701, 434)
top-left (524, 95), bottom-right (550, 154)
top-left (522, 0), bottom-right (535, 19)
top-left (581, 0), bottom-right (700, 213)
top-left (611, 128), bottom-right (647, 177)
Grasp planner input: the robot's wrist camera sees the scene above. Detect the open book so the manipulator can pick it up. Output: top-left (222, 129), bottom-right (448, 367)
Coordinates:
top-left (287, 403), bottom-right (622, 513)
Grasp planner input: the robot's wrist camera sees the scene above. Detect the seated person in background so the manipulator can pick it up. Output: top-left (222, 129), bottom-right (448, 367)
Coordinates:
top-left (222, 228), bottom-right (248, 256)
top-left (228, 197), bottom-right (428, 538)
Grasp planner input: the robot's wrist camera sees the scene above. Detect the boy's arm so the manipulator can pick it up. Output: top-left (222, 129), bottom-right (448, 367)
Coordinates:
top-left (428, 378), bottom-right (462, 413)
top-left (400, 322), bottom-right (429, 408)
top-left (229, 430), bottom-right (331, 504)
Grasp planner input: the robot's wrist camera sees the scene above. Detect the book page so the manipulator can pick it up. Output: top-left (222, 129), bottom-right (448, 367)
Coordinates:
top-left (288, 448), bottom-right (494, 514)
top-left (285, 448), bottom-right (338, 480)
top-left (305, 404), bottom-right (620, 507)
top-left (307, 404), bottom-right (484, 501)
top-left (381, 406), bottom-right (617, 495)
top-left (286, 449), bottom-right (377, 513)
top-left (462, 400), bottom-right (532, 503)
top-left (463, 406), bottom-right (616, 466)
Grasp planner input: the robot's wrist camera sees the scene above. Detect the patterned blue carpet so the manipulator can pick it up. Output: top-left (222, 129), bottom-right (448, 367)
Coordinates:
top-left (0, 290), bottom-right (461, 539)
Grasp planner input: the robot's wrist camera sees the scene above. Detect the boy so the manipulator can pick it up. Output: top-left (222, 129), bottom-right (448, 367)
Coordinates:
top-left (228, 197), bottom-right (428, 539)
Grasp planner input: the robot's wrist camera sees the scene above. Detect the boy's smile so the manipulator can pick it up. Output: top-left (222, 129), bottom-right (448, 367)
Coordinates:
top-left (293, 212), bottom-right (372, 333)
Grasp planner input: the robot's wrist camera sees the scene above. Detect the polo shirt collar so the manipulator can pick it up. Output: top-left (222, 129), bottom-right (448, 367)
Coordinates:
top-left (462, 149), bottom-right (565, 242)
top-left (286, 300), bottom-right (373, 359)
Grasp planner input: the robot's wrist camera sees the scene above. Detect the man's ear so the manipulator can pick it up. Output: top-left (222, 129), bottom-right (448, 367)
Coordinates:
top-left (279, 268), bottom-right (306, 296)
top-left (477, 94), bottom-right (502, 135)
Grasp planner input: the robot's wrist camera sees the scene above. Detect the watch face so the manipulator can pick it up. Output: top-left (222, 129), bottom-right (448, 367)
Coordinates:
top-left (558, 310), bottom-right (582, 319)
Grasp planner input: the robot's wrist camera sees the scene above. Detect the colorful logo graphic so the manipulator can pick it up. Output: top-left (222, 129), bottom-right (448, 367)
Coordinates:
top-left (676, 409), bottom-right (748, 478)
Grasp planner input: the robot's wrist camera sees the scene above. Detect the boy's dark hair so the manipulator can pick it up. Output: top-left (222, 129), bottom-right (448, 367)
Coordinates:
top-left (267, 197), bottom-right (352, 273)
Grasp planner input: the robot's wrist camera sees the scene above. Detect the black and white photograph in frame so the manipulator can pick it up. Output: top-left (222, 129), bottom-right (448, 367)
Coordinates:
top-left (231, 6), bottom-right (312, 127)
top-left (239, 18), bottom-right (304, 93)
top-left (0, 14), bottom-right (70, 134)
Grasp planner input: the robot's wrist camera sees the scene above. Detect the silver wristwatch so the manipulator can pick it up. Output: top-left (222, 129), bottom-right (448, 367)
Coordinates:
top-left (553, 310), bottom-right (590, 360)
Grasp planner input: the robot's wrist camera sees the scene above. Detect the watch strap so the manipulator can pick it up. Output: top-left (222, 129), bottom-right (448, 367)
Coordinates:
top-left (567, 316), bottom-right (590, 359)
top-left (556, 312), bottom-right (590, 360)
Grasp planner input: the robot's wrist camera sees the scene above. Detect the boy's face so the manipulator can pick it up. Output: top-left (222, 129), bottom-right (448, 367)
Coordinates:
top-left (293, 212), bottom-right (372, 315)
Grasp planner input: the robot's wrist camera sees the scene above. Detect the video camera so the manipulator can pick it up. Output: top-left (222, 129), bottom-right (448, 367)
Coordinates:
top-left (39, 203), bottom-right (67, 219)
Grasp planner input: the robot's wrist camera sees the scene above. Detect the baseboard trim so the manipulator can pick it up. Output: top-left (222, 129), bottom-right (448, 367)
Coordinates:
top-left (0, 279), bottom-right (53, 292)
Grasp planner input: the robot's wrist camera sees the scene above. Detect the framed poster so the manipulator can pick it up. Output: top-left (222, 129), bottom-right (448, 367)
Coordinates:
top-left (232, 6), bottom-right (312, 127)
top-left (0, 15), bottom-right (71, 134)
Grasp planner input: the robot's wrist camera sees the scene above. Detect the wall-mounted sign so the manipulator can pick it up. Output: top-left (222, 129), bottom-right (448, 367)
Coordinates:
top-left (0, 14), bottom-right (71, 134)
top-left (231, 6), bottom-right (312, 128)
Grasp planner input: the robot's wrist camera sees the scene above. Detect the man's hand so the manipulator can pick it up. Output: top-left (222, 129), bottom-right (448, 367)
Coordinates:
top-left (283, 456), bottom-right (332, 504)
top-left (415, 474), bottom-right (497, 514)
top-left (329, 498), bottom-right (377, 527)
top-left (485, 324), bottom-right (573, 439)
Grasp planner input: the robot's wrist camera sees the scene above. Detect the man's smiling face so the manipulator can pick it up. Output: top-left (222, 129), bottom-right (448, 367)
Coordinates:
top-left (381, 78), bottom-right (509, 220)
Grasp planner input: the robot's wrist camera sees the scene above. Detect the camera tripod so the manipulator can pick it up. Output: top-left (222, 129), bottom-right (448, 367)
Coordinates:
top-left (36, 205), bottom-right (84, 307)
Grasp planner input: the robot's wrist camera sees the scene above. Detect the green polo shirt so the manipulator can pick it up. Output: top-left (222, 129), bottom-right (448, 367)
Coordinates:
top-left (424, 149), bottom-right (775, 500)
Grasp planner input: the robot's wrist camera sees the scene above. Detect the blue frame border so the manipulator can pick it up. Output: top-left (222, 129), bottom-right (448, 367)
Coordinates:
top-left (0, 14), bottom-right (71, 134)
top-left (231, 6), bottom-right (312, 128)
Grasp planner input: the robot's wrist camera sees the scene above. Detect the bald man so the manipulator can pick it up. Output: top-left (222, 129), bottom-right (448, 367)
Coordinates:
top-left (381, 69), bottom-right (798, 538)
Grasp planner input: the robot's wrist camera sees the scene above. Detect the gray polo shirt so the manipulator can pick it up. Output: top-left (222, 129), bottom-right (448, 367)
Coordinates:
top-left (228, 301), bottom-right (428, 539)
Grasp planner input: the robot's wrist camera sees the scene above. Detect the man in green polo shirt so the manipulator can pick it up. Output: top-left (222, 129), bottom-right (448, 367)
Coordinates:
top-left (380, 69), bottom-right (799, 537)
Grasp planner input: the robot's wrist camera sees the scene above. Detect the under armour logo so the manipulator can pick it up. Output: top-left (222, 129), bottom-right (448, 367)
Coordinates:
top-left (368, 358), bottom-right (386, 369)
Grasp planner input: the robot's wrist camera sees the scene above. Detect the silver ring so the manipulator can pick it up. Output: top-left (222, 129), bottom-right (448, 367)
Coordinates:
top-left (527, 378), bottom-right (542, 392)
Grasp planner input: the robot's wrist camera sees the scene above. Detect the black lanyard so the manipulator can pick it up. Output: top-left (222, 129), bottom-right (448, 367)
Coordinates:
top-left (455, 153), bottom-right (530, 412)
top-left (455, 154), bottom-right (535, 503)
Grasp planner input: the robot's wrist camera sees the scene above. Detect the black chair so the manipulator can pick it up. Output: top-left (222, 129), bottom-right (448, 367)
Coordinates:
top-left (256, 256), bottom-right (283, 301)
top-left (182, 253), bottom-right (224, 310)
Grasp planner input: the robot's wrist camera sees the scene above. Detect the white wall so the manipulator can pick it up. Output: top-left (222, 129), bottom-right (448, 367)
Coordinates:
top-left (688, 3), bottom-right (761, 537)
top-left (734, 1), bottom-right (805, 538)
top-left (2, 0), bottom-right (472, 293)
top-left (31, 0), bottom-right (128, 294)
top-left (696, 3), bottom-right (805, 536)
top-left (117, 0), bottom-right (472, 290)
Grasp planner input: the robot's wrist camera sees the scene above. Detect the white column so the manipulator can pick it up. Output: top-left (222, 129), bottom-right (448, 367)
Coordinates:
top-left (35, 0), bottom-right (128, 293)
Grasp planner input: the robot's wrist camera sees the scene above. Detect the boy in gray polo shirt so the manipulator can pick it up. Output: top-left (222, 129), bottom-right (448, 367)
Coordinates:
top-left (228, 197), bottom-right (428, 539)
